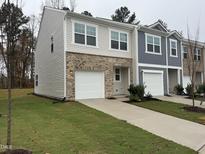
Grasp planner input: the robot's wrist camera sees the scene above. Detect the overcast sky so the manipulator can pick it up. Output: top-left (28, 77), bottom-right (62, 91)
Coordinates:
top-left (1, 0), bottom-right (205, 41)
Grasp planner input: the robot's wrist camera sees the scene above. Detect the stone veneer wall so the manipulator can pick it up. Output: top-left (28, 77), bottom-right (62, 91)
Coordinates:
top-left (66, 52), bottom-right (133, 100)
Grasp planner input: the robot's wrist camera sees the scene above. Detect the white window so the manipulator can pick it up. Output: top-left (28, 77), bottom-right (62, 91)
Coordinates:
top-left (194, 48), bottom-right (201, 61)
top-left (115, 68), bottom-right (121, 82)
top-left (170, 39), bottom-right (178, 57)
top-left (74, 22), bottom-right (97, 46)
top-left (146, 34), bottom-right (161, 54)
top-left (183, 46), bottom-right (188, 59)
top-left (110, 30), bottom-right (128, 51)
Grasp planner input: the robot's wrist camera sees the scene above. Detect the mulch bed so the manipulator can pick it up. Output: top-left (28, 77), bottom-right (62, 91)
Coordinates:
top-left (0, 149), bottom-right (32, 154)
top-left (183, 106), bottom-right (205, 113)
top-left (123, 97), bottom-right (161, 103)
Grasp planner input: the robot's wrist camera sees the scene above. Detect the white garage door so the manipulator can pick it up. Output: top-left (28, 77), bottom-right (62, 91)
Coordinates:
top-left (143, 71), bottom-right (164, 96)
top-left (75, 71), bottom-right (105, 99)
top-left (183, 76), bottom-right (190, 88)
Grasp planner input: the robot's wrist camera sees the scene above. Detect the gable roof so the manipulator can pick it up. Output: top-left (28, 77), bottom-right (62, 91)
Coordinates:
top-left (168, 30), bottom-right (183, 40)
top-left (148, 21), bottom-right (169, 32)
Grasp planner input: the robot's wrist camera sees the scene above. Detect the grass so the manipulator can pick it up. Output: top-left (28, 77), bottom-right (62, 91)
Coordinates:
top-left (133, 100), bottom-right (205, 125)
top-left (0, 89), bottom-right (196, 154)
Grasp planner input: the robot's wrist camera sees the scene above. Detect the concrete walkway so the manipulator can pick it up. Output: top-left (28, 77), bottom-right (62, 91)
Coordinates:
top-left (80, 99), bottom-right (205, 153)
top-left (156, 95), bottom-right (205, 109)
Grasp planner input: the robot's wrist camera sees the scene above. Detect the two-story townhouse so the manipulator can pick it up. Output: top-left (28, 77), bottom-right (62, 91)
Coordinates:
top-left (137, 21), bottom-right (183, 96)
top-left (35, 7), bottom-right (138, 100)
top-left (182, 39), bottom-right (205, 88)
top-left (35, 7), bottom-right (189, 100)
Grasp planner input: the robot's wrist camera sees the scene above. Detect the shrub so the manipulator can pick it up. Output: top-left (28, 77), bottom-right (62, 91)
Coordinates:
top-left (174, 84), bottom-right (184, 95)
top-left (129, 95), bottom-right (140, 102)
top-left (145, 92), bottom-right (152, 99)
top-left (196, 84), bottom-right (205, 94)
top-left (185, 84), bottom-right (192, 96)
top-left (128, 84), bottom-right (145, 101)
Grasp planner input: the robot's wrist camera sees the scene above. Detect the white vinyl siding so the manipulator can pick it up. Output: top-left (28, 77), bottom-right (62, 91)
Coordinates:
top-left (35, 8), bottom-right (66, 98)
top-left (145, 34), bottom-right (161, 55)
top-left (67, 19), bottom-right (132, 58)
top-left (73, 22), bottom-right (97, 47)
top-left (110, 30), bottom-right (128, 51)
top-left (170, 39), bottom-right (178, 57)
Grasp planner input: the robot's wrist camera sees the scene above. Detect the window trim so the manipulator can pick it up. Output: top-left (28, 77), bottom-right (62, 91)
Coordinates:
top-left (170, 39), bottom-right (178, 58)
top-left (72, 20), bottom-right (98, 48)
top-left (114, 68), bottom-right (121, 82)
top-left (109, 28), bottom-right (129, 52)
top-left (194, 48), bottom-right (201, 61)
top-left (145, 33), bottom-right (162, 55)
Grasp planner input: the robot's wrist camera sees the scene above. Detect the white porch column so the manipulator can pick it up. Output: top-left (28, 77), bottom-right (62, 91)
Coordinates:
top-left (201, 72), bottom-right (204, 84)
top-left (128, 67), bottom-right (131, 86)
top-left (177, 69), bottom-right (181, 84)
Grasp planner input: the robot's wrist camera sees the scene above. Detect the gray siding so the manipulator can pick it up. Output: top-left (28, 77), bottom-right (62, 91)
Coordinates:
top-left (167, 35), bottom-right (182, 67)
top-left (138, 31), bottom-right (166, 65)
top-left (138, 66), bottom-right (168, 95)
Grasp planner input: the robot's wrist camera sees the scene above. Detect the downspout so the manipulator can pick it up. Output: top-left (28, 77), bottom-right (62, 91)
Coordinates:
top-left (135, 26), bottom-right (139, 85)
top-left (180, 41), bottom-right (184, 86)
top-left (63, 14), bottom-right (67, 99)
top-left (166, 36), bottom-right (169, 95)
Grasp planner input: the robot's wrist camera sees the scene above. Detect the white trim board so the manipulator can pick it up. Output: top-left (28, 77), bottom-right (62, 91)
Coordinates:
top-left (138, 63), bottom-right (182, 69)
top-left (142, 69), bottom-right (164, 74)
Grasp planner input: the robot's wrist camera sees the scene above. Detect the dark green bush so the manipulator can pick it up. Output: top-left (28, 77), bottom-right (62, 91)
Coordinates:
top-left (174, 84), bottom-right (184, 95)
top-left (145, 92), bottom-right (153, 99)
top-left (185, 84), bottom-right (192, 96)
top-left (128, 84), bottom-right (145, 101)
top-left (196, 84), bottom-right (205, 94)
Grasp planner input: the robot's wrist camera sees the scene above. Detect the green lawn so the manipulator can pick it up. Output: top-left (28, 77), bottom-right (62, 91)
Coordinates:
top-left (0, 89), bottom-right (196, 154)
top-left (133, 100), bottom-right (205, 125)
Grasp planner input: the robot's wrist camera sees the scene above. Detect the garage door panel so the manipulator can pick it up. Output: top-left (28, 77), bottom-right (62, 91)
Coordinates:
top-left (143, 72), bottom-right (164, 96)
top-left (75, 71), bottom-right (104, 99)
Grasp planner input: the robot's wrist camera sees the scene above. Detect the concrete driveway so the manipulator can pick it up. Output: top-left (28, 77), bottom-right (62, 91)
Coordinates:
top-left (156, 95), bottom-right (205, 108)
top-left (80, 99), bottom-right (205, 153)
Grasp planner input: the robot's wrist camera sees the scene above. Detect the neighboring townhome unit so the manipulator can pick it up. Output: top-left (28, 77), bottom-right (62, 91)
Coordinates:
top-left (35, 7), bottom-right (138, 100)
top-left (137, 21), bottom-right (183, 96)
top-left (182, 39), bottom-right (205, 88)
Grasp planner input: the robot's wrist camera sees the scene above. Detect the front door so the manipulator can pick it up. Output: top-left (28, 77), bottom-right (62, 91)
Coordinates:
top-left (113, 67), bottom-right (128, 95)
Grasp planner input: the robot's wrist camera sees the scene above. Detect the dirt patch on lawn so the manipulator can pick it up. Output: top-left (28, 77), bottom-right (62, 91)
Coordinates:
top-left (0, 149), bottom-right (32, 154)
top-left (183, 106), bottom-right (205, 114)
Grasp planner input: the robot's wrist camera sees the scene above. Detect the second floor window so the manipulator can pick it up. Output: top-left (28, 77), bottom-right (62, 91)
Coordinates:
top-left (111, 30), bottom-right (128, 51)
top-left (183, 46), bottom-right (188, 59)
top-left (74, 22), bottom-right (96, 46)
top-left (170, 39), bottom-right (177, 57)
top-left (146, 34), bottom-right (161, 54)
top-left (194, 48), bottom-right (201, 61)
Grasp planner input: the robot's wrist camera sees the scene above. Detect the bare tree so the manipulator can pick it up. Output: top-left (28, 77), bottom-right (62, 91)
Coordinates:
top-left (70, 0), bottom-right (76, 12)
top-left (186, 25), bottom-right (200, 107)
top-left (44, 0), bottom-right (65, 9)
top-left (28, 14), bottom-right (38, 83)
top-left (0, 1), bottom-right (29, 150)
